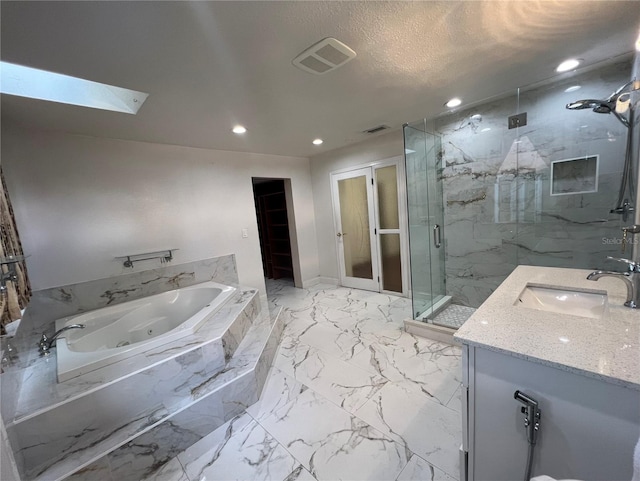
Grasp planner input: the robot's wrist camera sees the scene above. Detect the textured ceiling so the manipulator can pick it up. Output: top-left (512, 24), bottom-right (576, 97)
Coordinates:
top-left (1, 1), bottom-right (639, 157)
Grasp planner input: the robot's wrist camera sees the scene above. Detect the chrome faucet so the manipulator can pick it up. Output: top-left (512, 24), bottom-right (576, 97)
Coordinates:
top-left (587, 257), bottom-right (640, 308)
top-left (38, 324), bottom-right (85, 355)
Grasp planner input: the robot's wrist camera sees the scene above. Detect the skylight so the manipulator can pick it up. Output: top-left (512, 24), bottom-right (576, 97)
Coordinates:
top-left (0, 61), bottom-right (148, 114)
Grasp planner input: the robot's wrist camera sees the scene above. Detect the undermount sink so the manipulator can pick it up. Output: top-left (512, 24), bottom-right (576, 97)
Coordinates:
top-left (515, 284), bottom-right (608, 319)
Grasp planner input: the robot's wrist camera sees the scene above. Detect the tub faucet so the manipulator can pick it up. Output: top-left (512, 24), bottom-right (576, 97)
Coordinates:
top-left (38, 324), bottom-right (85, 355)
top-left (587, 257), bottom-right (640, 308)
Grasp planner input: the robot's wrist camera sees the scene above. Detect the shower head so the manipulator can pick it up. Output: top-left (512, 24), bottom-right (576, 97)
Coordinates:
top-left (565, 99), bottom-right (612, 112)
top-left (565, 80), bottom-right (633, 128)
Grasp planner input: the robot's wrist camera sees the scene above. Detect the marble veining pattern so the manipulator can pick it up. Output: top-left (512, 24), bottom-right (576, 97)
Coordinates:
top-left (137, 279), bottom-right (462, 481)
top-left (17, 255), bottom-right (238, 339)
top-left (179, 413), bottom-right (300, 481)
top-left (2, 255), bottom-right (240, 423)
top-left (99, 307), bottom-right (283, 481)
top-left (6, 289), bottom-right (262, 480)
top-left (7, 286), bottom-right (258, 422)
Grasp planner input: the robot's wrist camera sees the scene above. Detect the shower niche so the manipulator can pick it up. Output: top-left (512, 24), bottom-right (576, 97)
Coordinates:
top-left (550, 155), bottom-right (599, 196)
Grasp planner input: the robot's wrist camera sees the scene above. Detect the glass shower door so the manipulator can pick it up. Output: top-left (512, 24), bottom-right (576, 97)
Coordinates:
top-left (404, 120), bottom-right (447, 320)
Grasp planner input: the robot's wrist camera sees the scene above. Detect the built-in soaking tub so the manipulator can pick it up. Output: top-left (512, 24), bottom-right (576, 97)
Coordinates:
top-left (54, 281), bottom-right (236, 382)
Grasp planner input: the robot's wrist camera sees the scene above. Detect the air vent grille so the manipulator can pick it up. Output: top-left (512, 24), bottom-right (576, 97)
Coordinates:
top-left (363, 125), bottom-right (390, 134)
top-left (292, 37), bottom-right (356, 75)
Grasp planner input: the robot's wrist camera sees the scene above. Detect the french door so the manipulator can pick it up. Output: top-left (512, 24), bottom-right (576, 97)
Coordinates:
top-left (331, 159), bottom-right (407, 294)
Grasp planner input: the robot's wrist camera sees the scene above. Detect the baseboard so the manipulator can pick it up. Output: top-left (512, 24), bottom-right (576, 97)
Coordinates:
top-left (302, 276), bottom-right (339, 288)
top-left (404, 319), bottom-right (460, 346)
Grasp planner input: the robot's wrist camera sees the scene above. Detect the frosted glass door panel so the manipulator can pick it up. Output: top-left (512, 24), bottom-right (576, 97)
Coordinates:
top-left (375, 163), bottom-right (404, 294)
top-left (376, 165), bottom-right (400, 229)
top-left (338, 176), bottom-right (373, 279)
top-left (380, 234), bottom-right (402, 292)
top-left (332, 168), bottom-right (379, 291)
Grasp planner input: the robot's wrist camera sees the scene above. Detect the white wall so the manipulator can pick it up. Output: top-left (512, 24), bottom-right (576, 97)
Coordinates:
top-left (309, 129), bottom-right (404, 280)
top-left (1, 127), bottom-right (319, 294)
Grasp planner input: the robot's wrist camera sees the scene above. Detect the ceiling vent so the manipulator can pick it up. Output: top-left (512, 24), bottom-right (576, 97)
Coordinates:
top-left (292, 37), bottom-right (356, 75)
top-left (363, 124), bottom-right (390, 134)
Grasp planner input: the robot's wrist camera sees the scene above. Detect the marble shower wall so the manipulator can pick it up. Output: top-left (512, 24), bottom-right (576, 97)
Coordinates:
top-left (431, 61), bottom-right (632, 307)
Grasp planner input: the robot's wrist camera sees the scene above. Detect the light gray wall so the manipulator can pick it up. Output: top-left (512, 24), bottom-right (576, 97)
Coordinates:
top-left (1, 127), bottom-right (320, 294)
top-left (309, 129), bottom-right (404, 280)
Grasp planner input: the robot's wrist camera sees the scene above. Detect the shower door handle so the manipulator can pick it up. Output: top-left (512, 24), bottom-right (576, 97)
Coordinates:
top-left (433, 224), bottom-right (441, 248)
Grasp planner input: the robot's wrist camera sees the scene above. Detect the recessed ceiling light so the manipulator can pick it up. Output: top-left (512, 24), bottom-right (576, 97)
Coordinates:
top-left (564, 85), bottom-right (581, 93)
top-left (556, 59), bottom-right (580, 73)
top-left (445, 98), bottom-right (462, 108)
top-left (0, 61), bottom-right (148, 114)
top-left (312, 138), bottom-right (323, 145)
top-left (232, 125), bottom-right (247, 134)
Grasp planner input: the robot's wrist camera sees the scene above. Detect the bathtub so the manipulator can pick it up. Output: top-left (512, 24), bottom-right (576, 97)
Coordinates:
top-left (54, 281), bottom-right (236, 382)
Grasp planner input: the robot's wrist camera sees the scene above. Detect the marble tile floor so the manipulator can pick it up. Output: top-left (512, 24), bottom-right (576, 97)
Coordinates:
top-left (430, 305), bottom-right (477, 329)
top-left (140, 279), bottom-right (462, 481)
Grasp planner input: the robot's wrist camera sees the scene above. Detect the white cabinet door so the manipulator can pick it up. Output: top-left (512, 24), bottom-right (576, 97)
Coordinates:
top-left (466, 346), bottom-right (640, 481)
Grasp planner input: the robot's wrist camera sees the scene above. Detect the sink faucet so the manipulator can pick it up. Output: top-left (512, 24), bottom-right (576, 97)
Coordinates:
top-left (587, 257), bottom-right (639, 308)
top-left (38, 324), bottom-right (85, 355)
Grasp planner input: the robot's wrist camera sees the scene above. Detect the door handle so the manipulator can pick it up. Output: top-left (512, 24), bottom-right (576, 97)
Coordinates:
top-left (433, 224), bottom-right (441, 248)
top-left (337, 232), bottom-right (345, 237)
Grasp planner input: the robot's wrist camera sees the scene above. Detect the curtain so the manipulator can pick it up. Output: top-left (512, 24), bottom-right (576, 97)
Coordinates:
top-left (0, 165), bottom-right (30, 330)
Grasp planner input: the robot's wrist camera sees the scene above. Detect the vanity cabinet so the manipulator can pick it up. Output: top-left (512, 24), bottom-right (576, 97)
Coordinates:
top-left (461, 344), bottom-right (640, 481)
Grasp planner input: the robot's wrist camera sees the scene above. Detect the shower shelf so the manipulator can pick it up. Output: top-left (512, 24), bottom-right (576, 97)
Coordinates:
top-left (115, 249), bottom-right (178, 268)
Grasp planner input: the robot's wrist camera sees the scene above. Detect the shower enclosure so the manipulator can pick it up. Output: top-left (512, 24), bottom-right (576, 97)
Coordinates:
top-left (403, 120), bottom-right (447, 320)
top-left (405, 57), bottom-right (637, 330)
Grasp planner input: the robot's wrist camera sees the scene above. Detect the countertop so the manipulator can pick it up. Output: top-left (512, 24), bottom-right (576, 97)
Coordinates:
top-left (454, 265), bottom-right (640, 390)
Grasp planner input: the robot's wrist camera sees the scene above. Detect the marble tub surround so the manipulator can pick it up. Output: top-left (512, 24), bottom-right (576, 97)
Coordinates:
top-left (66, 305), bottom-right (284, 481)
top-left (15, 254), bottom-right (238, 340)
top-left (1, 255), bottom-right (239, 421)
top-left (4, 286), bottom-right (258, 422)
top-left (455, 265), bottom-right (640, 389)
top-left (6, 285), bottom-right (261, 481)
